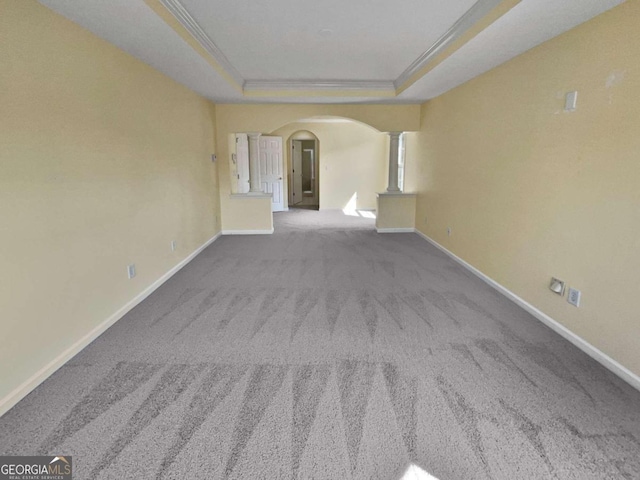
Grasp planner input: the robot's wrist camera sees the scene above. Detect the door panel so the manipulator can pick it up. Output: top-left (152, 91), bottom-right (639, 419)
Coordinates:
top-left (259, 136), bottom-right (284, 212)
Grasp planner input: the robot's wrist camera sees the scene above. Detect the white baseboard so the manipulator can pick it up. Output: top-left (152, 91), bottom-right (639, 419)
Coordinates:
top-left (222, 229), bottom-right (274, 235)
top-left (376, 227), bottom-right (415, 233)
top-left (414, 228), bottom-right (640, 392)
top-left (0, 231), bottom-right (222, 418)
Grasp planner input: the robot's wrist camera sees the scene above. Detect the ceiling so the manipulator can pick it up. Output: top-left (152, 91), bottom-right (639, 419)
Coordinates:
top-left (39, 0), bottom-right (625, 104)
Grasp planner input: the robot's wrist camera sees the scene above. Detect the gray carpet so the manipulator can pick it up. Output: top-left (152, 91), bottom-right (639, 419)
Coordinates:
top-left (1, 209), bottom-right (639, 479)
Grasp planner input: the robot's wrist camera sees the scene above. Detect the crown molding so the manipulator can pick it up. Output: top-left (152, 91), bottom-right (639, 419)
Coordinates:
top-left (243, 79), bottom-right (395, 92)
top-left (153, 0), bottom-right (517, 97)
top-left (158, 0), bottom-right (245, 87)
top-left (395, 0), bottom-right (504, 90)
top-left (295, 118), bottom-right (354, 124)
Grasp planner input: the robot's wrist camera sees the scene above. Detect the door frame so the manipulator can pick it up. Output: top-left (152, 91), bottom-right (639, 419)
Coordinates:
top-left (287, 131), bottom-right (319, 208)
top-left (291, 140), bottom-right (303, 206)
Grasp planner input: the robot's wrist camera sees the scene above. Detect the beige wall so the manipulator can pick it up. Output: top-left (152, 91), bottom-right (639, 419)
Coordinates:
top-left (224, 196), bottom-right (273, 231)
top-left (410, 1), bottom-right (640, 376)
top-left (215, 104), bottom-right (420, 230)
top-left (215, 104), bottom-right (421, 135)
top-left (0, 0), bottom-right (220, 409)
top-left (272, 122), bottom-right (388, 210)
top-left (376, 194), bottom-right (416, 230)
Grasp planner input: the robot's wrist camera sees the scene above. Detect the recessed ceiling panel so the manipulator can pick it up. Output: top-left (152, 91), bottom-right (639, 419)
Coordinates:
top-left (179, 0), bottom-right (477, 81)
top-left (38, 0), bottom-right (626, 104)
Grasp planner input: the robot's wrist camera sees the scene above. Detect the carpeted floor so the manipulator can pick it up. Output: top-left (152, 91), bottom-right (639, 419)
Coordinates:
top-left (1, 209), bottom-right (639, 479)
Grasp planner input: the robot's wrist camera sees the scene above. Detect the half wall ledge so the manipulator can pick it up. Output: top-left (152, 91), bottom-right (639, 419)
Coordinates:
top-left (376, 192), bottom-right (416, 233)
top-left (225, 193), bottom-right (273, 232)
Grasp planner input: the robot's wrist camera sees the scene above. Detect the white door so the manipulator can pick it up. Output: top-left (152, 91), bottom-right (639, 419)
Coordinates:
top-left (291, 140), bottom-right (303, 205)
top-left (259, 136), bottom-right (284, 212)
top-left (235, 133), bottom-right (250, 194)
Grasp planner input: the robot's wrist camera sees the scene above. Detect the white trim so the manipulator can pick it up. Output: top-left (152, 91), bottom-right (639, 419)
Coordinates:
top-left (395, 0), bottom-right (503, 89)
top-left (229, 193), bottom-right (272, 199)
top-left (414, 228), bottom-right (640, 392)
top-left (0, 232), bottom-right (222, 418)
top-left (222, 229), bottom-right (274, 235)
top-left (376, 227), bottom-right (415, 233)
top-left (158, 0), bottom-right (244, 87)
top-left (377, 192), bottom-right (417, 197)
top-left (243, 79), bottom-right (395, 92)
top-left (295, 118), bottom-right (353, 124)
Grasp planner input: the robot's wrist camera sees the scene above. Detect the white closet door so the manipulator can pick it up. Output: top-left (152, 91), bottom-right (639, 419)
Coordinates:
top-left (259, 136), bottom-right (284, 212)
top-left (235, 133), bottom-right (250, 194)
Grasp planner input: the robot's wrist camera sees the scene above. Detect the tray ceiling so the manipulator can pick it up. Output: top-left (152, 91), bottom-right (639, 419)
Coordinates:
top-left (38, 0), bottom-right (625, 103)
top-left (178, 0), bottom-right (477, 81)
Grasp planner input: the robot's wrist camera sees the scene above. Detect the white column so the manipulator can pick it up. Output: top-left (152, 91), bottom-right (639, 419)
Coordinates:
top-left (387, 132), bottom-right (402, 192)
top-left (247, 132), bottom-right (263, 194)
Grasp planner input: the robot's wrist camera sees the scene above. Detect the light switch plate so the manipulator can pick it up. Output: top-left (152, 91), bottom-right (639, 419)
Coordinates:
top-left (565, 91), bottom-right (578, 111)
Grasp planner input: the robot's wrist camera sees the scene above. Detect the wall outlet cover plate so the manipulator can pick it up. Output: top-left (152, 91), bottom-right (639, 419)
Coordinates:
top-left (568, 287), bottom-right (581, 307)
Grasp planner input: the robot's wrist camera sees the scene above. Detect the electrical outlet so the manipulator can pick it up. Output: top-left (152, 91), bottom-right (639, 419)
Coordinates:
top-left (171, 240), bottom-right (177, 252)
top-left (127, 264), bottom-right (136, 279)
top-left (567, 288), bottom-right (581, 307)
top-left (447, 227), bottom-right (451, 236)
top-left (424, 216), bottom-right (428, 225)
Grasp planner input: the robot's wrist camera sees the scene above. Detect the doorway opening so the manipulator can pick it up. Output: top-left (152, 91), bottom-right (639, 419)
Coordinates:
top-left (289, 135), bottom-right (318, 210)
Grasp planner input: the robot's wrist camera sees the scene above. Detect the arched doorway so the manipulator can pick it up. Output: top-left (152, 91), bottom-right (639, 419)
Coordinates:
top-left (270, 118), bottom-right (387, 213)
